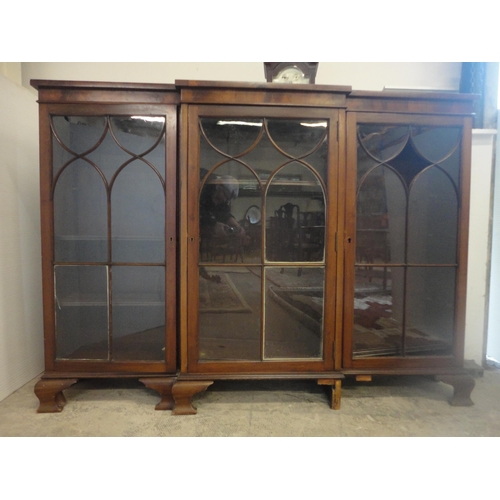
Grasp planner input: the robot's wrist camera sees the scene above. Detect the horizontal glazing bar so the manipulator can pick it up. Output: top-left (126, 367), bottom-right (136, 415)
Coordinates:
top-left (354, 263), bottom-right (458, 268)
top-left (54, 262), bottom-right (166, 267)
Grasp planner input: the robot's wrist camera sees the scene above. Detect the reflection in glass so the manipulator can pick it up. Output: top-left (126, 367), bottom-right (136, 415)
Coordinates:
top-left (200, 118), bottom-right (263, 156)
top-left (197, 115), bottom-right (331, 364)
top-left (408, 167), bottom-right (458, 264)
top-left (112, 266), bottom-right (165, 361)
top-left (304, 139), bottom-right (328, 182)
top-left (52, 116), bottom-right (107, 158)
top-left (57, 116), bottom-right (166, 183)
top-left (199, 133), bottom-right (227, 179)
top-left (266, 164), bottom-right (325, 262)
top-left (111, 161), bottom-right (165, 263)
top-left (357, 124), bottom-right (410, 163)
top-left (110, 116), bottom-right (165, 157)
top-left (242, 131), bottom-right (290, 181)
top-left (406, 267), bottom-right (455, 356)
top-left (352, 266), bottom-right (404, 357)
top-left (199, 164), bottom-right (262, 265)
top-left (199, 266), bottom-right (261, 361)
top-left (353, 122), bottom-right (461, 360)
top-left (264, 267), bottom-right (324, 359)
top-left (54, 160), bottom-right (107, 262)
top-left (55, 265), bottom-right (108, 359)
top-left (410, 126), bottom-right (460, 164)
top-left (356, 166), bottom-right (406, 264)
top-left (267, 119), bottom-right (327, 159)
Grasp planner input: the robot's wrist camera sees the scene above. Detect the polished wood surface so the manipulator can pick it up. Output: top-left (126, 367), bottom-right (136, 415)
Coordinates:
top-left (31, 79), bottom-right (477, 412)
top-left (139, 377), bottom-right (176, 410)
top-left (34, 378), bottom-right (78, 413)
top-left (172, 381), bottom-right (213, 415)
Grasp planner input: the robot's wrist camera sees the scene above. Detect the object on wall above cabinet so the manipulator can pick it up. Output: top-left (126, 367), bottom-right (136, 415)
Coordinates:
top-left (264, 62), bottom-right (319, 84)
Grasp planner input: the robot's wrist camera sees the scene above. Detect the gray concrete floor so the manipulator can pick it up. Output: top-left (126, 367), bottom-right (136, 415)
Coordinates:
top-left (1, 367), bottom-right (500, 437)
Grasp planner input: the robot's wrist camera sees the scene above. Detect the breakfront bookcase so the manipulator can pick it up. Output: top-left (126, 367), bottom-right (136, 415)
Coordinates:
top-left (31, 79), bottom-right (477, 414)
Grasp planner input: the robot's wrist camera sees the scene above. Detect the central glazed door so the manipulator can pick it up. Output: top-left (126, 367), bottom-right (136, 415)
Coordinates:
top-left (182, 105), bottom-right (341, 375)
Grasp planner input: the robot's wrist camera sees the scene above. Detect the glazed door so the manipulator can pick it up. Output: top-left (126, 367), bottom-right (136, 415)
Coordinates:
top-left (183, 106), bottom-right (341, 374)
top-left (41, 104), bottom-right (177, 373)
top-left (343, 112), bottom-right (471, 370)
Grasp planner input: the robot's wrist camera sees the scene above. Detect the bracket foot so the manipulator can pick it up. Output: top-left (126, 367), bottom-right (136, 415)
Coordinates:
top-left (172, 381), bottom-right (213, 415)
top-left (317, 379), bottom-right (342, 410)
top-left (436, 374), bottom-right (475, 406)
top-left (139, 377), bottom-right (176, 410)
top-left (34, 378), bottom-right (78, 413)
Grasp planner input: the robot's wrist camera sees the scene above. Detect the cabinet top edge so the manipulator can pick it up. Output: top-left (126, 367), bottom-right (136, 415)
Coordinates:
top-left (175, 79), bottom-right (353, 93)
top-left (30, 79), bottom-right (178, 92)
top-left (348, 90), bottom-right (480, 101)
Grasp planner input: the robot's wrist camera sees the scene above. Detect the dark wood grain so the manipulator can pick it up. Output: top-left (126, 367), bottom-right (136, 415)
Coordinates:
top-left (139, 377), bottom-right (176, 410)
top-left (34, 378), bottom-right (78, 413)
top-left (31, 78), bottom-right (476, 413)
top-left (171, 381), bottom-right (214, 415)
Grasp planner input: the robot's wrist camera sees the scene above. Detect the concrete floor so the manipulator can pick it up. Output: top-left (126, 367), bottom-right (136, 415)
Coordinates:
top-left (1, 367), bottom-right (500, 437)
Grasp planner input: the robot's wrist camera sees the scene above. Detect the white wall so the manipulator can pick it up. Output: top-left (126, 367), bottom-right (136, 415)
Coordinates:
top-left (21, 62), bottom-right (462, 92)
top-left (466, 130), bottom-right (497, 363)
top-left (0, 75), bottom-right (44, 402)
top-left (487, 117), bottom-right (500, 365)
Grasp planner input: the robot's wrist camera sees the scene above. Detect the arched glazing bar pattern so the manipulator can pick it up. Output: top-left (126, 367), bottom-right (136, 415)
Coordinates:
top-left (50, 114), bottom-right (168, 362)
top-left (197, 116), bottom-right (329, 362)
top-left (352, 123), bottom-right (462, 359)
top-left (51, 115), bottom-right (167, 263)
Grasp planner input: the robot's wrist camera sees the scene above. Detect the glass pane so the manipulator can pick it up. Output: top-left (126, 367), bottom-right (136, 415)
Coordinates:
top-left (199, 164), bottom-right (262, 265)
top-left (199, 133), bottom-right (227, 181)
top-left (356, 141), bottom-right (381, 187)
top-left (242, 131), bottom-right (290, 182)
top-left (357, 124), bottom-right (410, 163)
top-left (86, 131), bottom-right (132, 182)
top-left (52, 134), bottom-right (76, 177)
top-left (52, 116), bottom-right (107, 156)
top-left (266, 164), bottom-right (325, 262)
top-left (199, 266), bottom-right (261, 361)
top-left (54, 160), bottom-right (107, 262)
top-left (386, 140), bottom-right (432, 187)
top-left (405, 267), bottom-right (455, 356)
top-left (408, 167), bottom-right (458, 264)
top-left (110, 116), bottom-right (165, 160)
top-left (264, 267), bottom-right (324, 359)
top-left (352, 266), bottom-right (404, 358)
top-left (55, 265), bottom-right (108, 359)
top-left (267, 119), bottom-right (327, 158)
top-left (410, 126), bottom-right (461, 164)
top-left (111, 161), bottom-right (165, 263)
top-left (356, 166), bottom-right (406, 264)
top-left (200, 118), bottom-right (263, 156)
top-left (439, 147), bottom-right (461, 186)
top-left (304, 139), bottom-right (328, 182)
top-left (112, 266), bottom-right (165, 361)
top-left (142, 131), bottom-right (166, 179)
